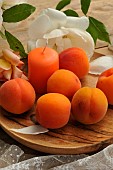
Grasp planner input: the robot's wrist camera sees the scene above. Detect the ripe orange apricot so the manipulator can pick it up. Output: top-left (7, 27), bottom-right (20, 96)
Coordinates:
top-left (0, 78), bottom-right (36, 114)
top-left (59, 47), bottom-right (89, 79)
top-left (47, 69), bottom-right (81, 99)
top-left (35, 93), bottom-right (71, 129)
top-left (71, 87), bottom-right (108, 124)
top-left (96, 68), bottom-right (113, 105)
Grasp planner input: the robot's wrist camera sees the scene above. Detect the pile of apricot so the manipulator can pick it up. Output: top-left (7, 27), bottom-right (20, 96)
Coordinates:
top-left (0, 47), bottom-right (111, 129)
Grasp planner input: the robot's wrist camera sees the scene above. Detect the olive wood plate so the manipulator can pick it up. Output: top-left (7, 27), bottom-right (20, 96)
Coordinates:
top-left (1, 52), bottom-right (113, 155)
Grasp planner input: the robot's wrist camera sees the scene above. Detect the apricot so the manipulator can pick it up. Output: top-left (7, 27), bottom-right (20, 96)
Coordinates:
top-left (0, 78), bottom-right (36, 114)
top-left (35, 93), bottom-right (71, 129)
top-left (47, 69), bottom-right (81, 99)
top-left (59, 47), bottom-right (89, 79)
top-left (96, 68), bottom-right (113, 105)
top-left (71, 87), bottom-right (108, 124)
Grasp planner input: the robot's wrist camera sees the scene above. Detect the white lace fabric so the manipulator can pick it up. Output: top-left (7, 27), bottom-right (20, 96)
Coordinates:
top-left (0, 140), bottom-right (24, 168)
top-left (0, 139), bottom-right (113, 170)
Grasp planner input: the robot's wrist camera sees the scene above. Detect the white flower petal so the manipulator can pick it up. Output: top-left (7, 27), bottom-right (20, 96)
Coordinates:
top-left (36, 39), bottom-right (47, 47)
top-left (65, 16), bottom-right (89, 30)
top-left (28, 14), bottom-right (52, 40)
top-left (0, 59), bottom-right (11, 70)
top-left (3, 68), bottom-right (12, 80)
top-left (47, 38), bottom-right (56, 48)
top-left (41, 8), bottom-right (67, 30)
top-left (27, 40), bottom-right (36, 52)
top-left (62, 27), bottom-right (94, 59)
top-left (3, 49), bottom-right (20, 66)
top-left (11, 125), bottom-right (48, 135)
top-left (36, 38), bottom-right (56, 49)
top-left (89, 55), bottom-right (113, 75)
top-left (62, 37), bottom-right (72, 50)
top-left (55, 37), bottom-right (64, 52)
top-left (55, 37), bottom-right (72, 53)
top-left (44, 29), bottom-right (68, 39)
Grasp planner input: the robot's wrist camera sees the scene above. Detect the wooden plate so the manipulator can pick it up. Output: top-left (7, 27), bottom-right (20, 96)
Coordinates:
top-left (1, 53), bottom-right (113, 155)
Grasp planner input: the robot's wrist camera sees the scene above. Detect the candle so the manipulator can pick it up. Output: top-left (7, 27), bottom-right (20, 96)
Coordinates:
top-left (28, 47), bottom-right (59, 94)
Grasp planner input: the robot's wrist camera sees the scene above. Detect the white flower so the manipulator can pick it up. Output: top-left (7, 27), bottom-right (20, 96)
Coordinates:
top-left (28, 8), bottom-right (95, 59)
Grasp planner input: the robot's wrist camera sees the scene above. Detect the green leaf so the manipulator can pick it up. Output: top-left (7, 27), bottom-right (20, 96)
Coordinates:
top-left (87, 16), bottom-right (111, 44)
top-left (63, 9), bottom-right (79, 17)
top-left (0, 31), bottom-right (6, 39)
top-left (56, 0), bottom-right (71, 10)
top-left (3, 4), bottom-right (36, 23)
top-left (81, 0), bottom-right (91, 15)
top-left (5, 30), bottom-right (27, 58)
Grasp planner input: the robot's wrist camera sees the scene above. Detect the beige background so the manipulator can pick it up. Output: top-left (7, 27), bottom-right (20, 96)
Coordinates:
top-left (1, 0), bottom-right (113, 51)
